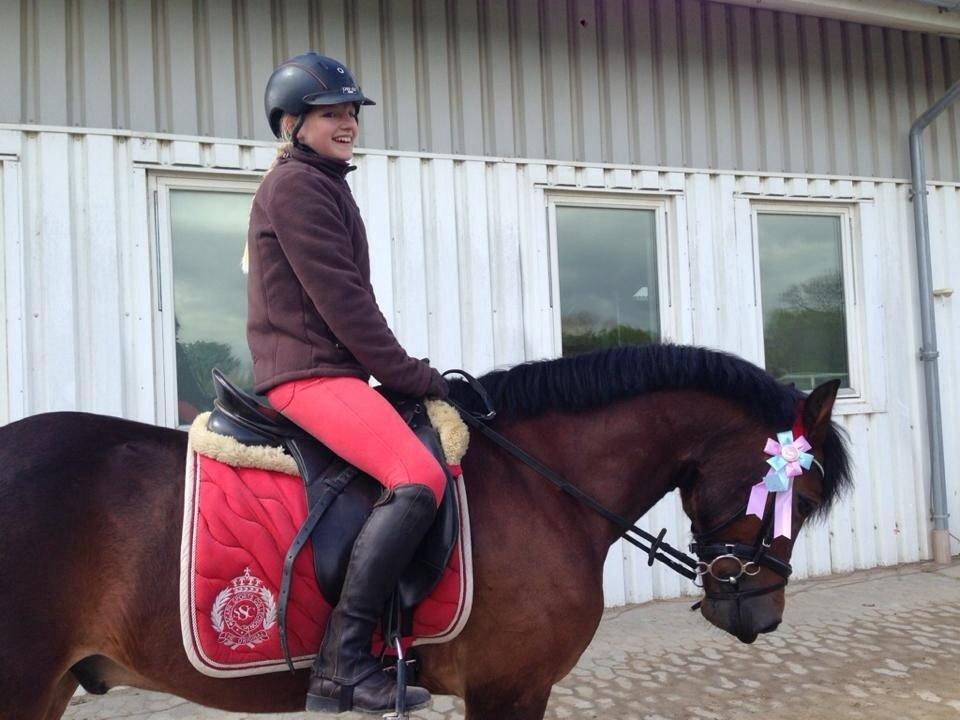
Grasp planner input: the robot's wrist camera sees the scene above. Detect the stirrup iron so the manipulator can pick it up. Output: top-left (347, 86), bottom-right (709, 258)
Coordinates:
top-left (380, 635), bottom-right (409, 720)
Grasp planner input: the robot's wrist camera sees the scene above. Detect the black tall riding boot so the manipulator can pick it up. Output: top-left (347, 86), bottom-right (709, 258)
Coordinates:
top-left (306, 483), bottom-right (437, 714)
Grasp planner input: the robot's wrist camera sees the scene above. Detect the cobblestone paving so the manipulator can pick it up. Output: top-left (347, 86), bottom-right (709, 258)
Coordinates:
top-left (65, 561), bottom-right (960, 720)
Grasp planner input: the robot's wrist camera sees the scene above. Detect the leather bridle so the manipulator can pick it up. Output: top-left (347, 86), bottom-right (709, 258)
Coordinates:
top-left (688, 458), bottom-right (825, 608)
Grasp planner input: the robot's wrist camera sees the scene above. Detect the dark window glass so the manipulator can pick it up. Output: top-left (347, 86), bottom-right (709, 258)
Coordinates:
top-left (757, 212), bottom-right (850, 391)
top-left (557, 206), bottom-right (660, 357)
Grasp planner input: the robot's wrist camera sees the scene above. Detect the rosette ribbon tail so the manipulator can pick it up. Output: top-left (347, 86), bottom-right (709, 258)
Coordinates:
top-left (746, 479), bottom-right (794, 539)
top-left (774, 486), bottom-right (793, 539)
top-left (746, 482), bottom-right (769, 522)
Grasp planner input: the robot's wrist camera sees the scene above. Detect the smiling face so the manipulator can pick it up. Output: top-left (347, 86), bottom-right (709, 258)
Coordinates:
top-left (283, 102), bottom-right (359, 162)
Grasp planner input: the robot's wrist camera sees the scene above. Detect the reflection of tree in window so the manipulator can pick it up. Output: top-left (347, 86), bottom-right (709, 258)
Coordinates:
top-left (175, 317), bottom-right (254, 425)
top-left (764, 272), bottom-right (849, 391)
top-left (561, 310), bottom-right (656, 357)
top-left (175, 316), bottom-right (206, 423)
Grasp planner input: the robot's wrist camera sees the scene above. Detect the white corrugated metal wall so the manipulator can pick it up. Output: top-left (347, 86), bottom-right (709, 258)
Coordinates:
top-left (3, 0), bottom-right (960, 180)
top-left (0, 126), bottom-right (955, 604)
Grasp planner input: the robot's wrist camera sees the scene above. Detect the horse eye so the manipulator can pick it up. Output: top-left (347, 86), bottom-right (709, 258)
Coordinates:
top-left (797, 496), bottom-right (816, 516)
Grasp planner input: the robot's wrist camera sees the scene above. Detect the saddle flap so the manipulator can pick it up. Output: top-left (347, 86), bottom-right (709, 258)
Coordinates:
top-left (398, 424), bottom-right (459, 608)
top-left (303, 414), bottom-right (459, 611)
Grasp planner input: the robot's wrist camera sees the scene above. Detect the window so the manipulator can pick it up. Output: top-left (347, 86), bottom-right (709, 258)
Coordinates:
top-left (551, 199), bottom-right (669, 357)
top-left (153, 177), bottom-right (258, 426)
top-left (754, 206), bottom-right (858, 394)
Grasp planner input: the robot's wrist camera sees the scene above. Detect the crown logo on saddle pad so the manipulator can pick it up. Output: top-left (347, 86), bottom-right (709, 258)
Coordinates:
top-left (211, 567), bottom-right (278, 650)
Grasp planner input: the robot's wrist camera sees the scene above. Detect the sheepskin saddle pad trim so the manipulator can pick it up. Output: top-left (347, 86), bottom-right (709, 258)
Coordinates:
top-left (187, 398), bottom-right (469, 476)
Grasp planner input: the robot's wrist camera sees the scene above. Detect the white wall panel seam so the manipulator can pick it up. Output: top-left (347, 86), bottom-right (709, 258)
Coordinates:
top-left (3, 158), bottom-right (26, 422)
top-left (0, 163), bottom-right (6, 423)
top-left (0, 162), bottom-right (10, 424)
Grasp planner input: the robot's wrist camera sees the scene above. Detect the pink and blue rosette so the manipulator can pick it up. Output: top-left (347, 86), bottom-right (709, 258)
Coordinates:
top-left (746, 431), bottom-right (813, 539)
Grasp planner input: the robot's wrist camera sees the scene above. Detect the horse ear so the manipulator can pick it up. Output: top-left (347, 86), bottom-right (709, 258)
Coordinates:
top-left (801, 379), bottom-right (841, 444)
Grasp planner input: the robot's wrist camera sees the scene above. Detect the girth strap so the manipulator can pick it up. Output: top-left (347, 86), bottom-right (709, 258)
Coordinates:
top-left (278, 464), bottom-right (359, 672)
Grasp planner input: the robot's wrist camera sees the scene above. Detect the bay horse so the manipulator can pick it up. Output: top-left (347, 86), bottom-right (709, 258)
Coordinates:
top-left (0, 344), bottom-right (850, 720)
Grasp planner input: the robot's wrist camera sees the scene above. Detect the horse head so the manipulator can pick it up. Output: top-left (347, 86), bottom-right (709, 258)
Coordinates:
top-left (679, 379), bottom-right (847, 643)
top-left (447, 345), bottom-right (852, 647)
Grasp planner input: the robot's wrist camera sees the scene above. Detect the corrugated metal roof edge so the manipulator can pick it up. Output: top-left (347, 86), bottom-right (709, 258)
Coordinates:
top-left (3, 122), bottom-right (958, 188)
top-left (716, 0), bottom-right (960, 36)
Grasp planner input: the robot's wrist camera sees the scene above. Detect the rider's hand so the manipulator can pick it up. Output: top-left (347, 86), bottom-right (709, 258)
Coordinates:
top-left (425, 367), bottom-right (449, 400)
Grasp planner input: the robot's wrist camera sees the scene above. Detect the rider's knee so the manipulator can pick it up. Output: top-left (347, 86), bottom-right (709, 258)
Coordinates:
top-left (390, 461), bottom-right (446, 507)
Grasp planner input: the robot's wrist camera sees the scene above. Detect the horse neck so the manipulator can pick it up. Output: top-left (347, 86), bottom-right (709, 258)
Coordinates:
top-left (501, 391), bottom-right (716, 552)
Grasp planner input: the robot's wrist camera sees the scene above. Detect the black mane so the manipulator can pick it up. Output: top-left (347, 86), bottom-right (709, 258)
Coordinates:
top-left (448, 343), bottom-right (851, 512)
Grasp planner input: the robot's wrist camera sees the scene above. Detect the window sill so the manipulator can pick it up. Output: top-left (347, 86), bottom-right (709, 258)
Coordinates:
top-left (831, 396), bottom-right (884, 416)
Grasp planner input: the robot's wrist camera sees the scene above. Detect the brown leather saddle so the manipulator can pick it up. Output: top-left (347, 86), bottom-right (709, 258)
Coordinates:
top-left (205, 369), bottom-right (460, 667)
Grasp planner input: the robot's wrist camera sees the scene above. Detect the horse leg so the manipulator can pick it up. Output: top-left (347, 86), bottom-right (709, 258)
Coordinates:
top-left (463, 687), bottom-right (552, 720)
top-left (0, 627), bottom-right (77, 720)
top-left (43, 674), bottom-right (80, 720)
top-left (0, 671), bottom-right (78, 720)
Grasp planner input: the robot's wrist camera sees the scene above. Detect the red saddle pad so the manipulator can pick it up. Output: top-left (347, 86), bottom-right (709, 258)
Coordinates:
top-left (179, 450), bottom-right (473, 677)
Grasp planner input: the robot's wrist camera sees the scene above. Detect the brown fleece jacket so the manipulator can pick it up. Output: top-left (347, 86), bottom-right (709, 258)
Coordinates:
top-left (246, 146), bottom-right (446, 398)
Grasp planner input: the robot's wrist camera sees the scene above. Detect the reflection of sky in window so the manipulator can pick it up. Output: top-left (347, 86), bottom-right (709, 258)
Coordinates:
top-left (171, 190), bottom-right (253, 374)
top-left (757, 213), bottom-right (843, 322)
top-left (557, 206), bottom-right (659, 335)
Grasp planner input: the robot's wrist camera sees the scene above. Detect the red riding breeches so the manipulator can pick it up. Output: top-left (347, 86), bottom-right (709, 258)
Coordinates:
top-left (266, 376), bottom-right (446, 506)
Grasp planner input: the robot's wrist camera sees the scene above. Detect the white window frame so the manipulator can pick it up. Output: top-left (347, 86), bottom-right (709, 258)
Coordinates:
top-left (149, 173), bottom-right (260, 428)
top-left (750, 201), bottom-right (866, 407)
top-left (546, 192), bottom-right (678, 357)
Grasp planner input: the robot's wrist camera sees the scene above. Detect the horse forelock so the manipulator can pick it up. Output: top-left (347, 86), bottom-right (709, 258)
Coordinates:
top-left (447, 343), bottom-right (852, 509)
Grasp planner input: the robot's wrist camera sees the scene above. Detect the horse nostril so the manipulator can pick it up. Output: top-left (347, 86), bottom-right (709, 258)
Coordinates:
top-left (759, 619), bottom-right (781, 634)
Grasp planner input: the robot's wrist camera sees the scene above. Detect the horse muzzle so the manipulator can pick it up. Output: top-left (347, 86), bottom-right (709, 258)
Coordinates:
top-left (697, 583), bottom-right (785, 644)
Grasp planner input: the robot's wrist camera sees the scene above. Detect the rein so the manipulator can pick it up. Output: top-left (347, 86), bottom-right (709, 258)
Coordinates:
top-left (444, 371), bottom-right (699, 580)
top-left (443, 370), bottom-right (819, 595)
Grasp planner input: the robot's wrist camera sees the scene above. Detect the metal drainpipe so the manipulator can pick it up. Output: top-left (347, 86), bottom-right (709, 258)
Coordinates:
top-left (909, 78), bottom-right (960, 565)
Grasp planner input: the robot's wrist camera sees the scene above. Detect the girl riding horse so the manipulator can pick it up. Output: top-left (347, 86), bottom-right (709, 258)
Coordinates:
top-left (247, 52), bottom-right (447, 714)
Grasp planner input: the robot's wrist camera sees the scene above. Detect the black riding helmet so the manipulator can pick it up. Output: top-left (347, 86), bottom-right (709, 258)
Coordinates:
top-left (264, 52), bottom-right (376, 139)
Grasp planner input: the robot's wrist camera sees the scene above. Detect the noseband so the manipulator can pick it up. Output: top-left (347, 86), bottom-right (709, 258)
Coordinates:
top-left (688, 457), bottom-right (825, 607)
top-left (688, 497), bottom-right (791, 604)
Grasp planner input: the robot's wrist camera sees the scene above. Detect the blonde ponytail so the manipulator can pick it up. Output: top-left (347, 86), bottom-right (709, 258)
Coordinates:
top-left (242, 119), bottom-right (295, 274)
